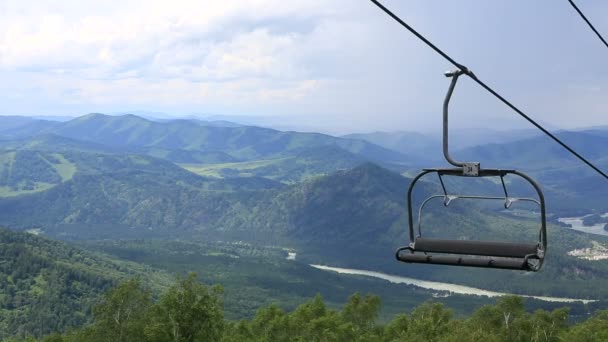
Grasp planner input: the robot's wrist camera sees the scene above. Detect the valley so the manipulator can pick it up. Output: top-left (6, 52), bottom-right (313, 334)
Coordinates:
top-left (1, 113), bottom-right (608, 338)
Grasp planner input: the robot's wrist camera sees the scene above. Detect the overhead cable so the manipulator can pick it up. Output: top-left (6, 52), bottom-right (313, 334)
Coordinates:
top-left (567, 0), bottom-right (608, 50)
top-left (370, 0), bottom-right (608, 181)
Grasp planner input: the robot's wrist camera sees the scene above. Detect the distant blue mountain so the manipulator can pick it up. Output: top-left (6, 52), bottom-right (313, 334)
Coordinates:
top-left (1, 113), bottom-right (408, 164)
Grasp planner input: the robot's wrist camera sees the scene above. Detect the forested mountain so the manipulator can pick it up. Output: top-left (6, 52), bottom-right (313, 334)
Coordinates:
top-left (344, 131), bottom-right (441, 160)
top-left (2, 114), bottom-right (608, 339)
top-left (457, 131), bottom-right (608, 171)
top-left (344, 128), bottom-right (542, 157)
top-left (0, 228), bottom-right (171, 339)
top-left (181, 145), bottom-right (370, 183)
top-left (0, 134), bottom-right (120, 154)
top-left (0, 148), bottom-right (257, 199)
top-left (0, 163), bottom-right (401, 240)
top-left (0, 114), bottom-right (408, 164)
top-left (2, 157), bottom-right (608, 300)
top-left (456, 130), bottom-right (608, 213)
top-left (0, 117), bottom-right (61, 139)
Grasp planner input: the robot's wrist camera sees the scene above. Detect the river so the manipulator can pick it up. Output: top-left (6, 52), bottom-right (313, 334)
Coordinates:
top-left (310, 264), bottom-right (595, 304)
top-left (558, 215), bottom-right (608, 237)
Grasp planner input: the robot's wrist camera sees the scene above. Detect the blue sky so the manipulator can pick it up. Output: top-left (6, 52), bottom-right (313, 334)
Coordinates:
top-left (0, 0), bottom-right (606, 134)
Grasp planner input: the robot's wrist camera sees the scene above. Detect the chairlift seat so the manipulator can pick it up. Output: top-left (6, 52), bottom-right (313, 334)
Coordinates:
top-left (396, 237), bottom-right (542, 271)
top-left (412, 238), bottom-right (539, 258)
top-left (395, 70), bottom-right (547, 272)
top-left (396, 252), bottom-right (534, 271)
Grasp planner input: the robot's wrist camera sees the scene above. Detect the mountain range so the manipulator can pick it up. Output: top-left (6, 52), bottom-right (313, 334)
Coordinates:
top-left (0, 114), bottom-right (409, 164)
top-left (3, 151), bottom-right (608, 296)
top-left (1, 112), bottom-right (608, 339)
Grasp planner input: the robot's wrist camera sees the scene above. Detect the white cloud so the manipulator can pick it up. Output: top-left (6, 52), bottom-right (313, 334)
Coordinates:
top-left (0, 0), bottom-right (337, 79)
top-left (0, 0), bottom-right (366, 114)
top-left (1, 0), bottom-right (606, 133)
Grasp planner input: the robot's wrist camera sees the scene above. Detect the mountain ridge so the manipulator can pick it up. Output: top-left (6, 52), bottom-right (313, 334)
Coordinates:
top-left (1, 113), bottom-right (411, 164)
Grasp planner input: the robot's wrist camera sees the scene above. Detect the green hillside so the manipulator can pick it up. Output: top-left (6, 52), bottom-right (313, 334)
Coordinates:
top-left (2, 161), bottom-right (608, 300)
top-left (0, 151), bottom-right (284, 236)
top-left (0, 113), bottom-right (412, 184)
top-left (0, 228), bottom-right (171, 339)
top-left (46, 114), bottom-right (408, 163)
top-left (0, 150), bottom-right (76, 197)
top-left (0, 117), bottom-right (59, 139)
top-left (458, 131), bottom-right (608, 171)
top-left (2, 119), bottom-right (608, 338)
top-left (456, 131), bottom-right (608, 213)
top-left (182, 145), bottom-right (367, 183)
top-left (0, 134), bottom-right (119, 154)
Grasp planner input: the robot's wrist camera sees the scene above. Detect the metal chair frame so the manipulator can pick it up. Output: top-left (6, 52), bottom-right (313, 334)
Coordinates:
top-left (396, 70), bottom-right (547, 271)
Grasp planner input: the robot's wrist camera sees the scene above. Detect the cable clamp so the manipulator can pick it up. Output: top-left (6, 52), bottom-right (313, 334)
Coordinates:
top-left (462, 162), bottom-right (480, 176)
top-left (445, 65), bottom-right (476, 79)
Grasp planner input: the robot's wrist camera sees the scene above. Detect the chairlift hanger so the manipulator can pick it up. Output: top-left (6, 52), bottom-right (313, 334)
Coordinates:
top-left (395, 70), bottom-right (547, 272)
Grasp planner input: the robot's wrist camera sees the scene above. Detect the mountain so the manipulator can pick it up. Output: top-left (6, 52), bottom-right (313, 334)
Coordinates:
top-left (0, 150), bottom-right (285, 238)
top-left (0, 227), bottom-right (170, 339)
top-left (0, 114), bottom-right (416, 185)
top-left (47, 113), bottom-right (408, 163)
top-left (2, 113), bottom-right (409, 164)
top-left (446, 128), bottom-right (542, 149)
top-left (0, 116), bottom-right (37, 131)
top-left (344, 128), bottom-right (542, 159)
top-left (2, 159), bottom-right (608, 299)
top-left (454, 130), bottom-right (608, 213)
top-left (0, 149), bottom-right (78, 197)
top-left (0, 134), bottom-right (118, 154)
top-left (343, 131), bottom-right (440, 161)
top-left (0, 148), bottom-right (193, 198)
top-left (161, 118), bottom-right (244, 128)
top-left (2, 117), bottom-right (608, 303)
top-left (0, 163), bottom-right (402, 241)
top-left (0, 116), bottom-right (59, 139)
top-left (457, 131), bottom-right (608, 171)
top-left (182, 145), bottom-right (369, 183)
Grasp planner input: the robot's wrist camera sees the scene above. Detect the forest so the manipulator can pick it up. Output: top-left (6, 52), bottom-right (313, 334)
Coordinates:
top-left (2, 114), bottom-right (608, 339)
top-left (9, 275), bottom-right (608, 342)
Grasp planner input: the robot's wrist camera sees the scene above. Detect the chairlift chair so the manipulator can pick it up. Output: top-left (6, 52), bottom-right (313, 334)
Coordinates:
top-left (396, 70), bottom-right (547, 272)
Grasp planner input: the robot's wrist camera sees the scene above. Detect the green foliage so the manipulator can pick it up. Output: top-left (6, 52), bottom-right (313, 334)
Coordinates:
top-left (42, 281), bottom-right (608, 342)
top-left (0, 228), bottom-right (171, 339)
top-left (0, 150), bottom-right (76, 197)
top-left (341, 292), bottom-right (381, 333)
top-left (145, 273), bottom-right (224, 342)
top-left (561, 310), bottom-right (608, 342)
top-left (89, 278), bottom-right (152, 342)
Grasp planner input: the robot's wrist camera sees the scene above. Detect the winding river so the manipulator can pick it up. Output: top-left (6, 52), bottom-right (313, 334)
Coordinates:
top-left (558, 215), bottom-right (608, 237)
top-left (310, 264), bottom-right (595, 304)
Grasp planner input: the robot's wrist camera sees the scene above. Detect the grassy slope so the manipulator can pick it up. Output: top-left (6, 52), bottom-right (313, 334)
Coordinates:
top-left (0, 151), bottom-right (77, 197)
top-left (180, 145), bottom-right (366, 183)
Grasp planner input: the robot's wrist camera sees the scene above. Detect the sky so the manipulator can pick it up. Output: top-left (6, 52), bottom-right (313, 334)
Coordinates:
top-left (0, 0), bottom-right (607, 134)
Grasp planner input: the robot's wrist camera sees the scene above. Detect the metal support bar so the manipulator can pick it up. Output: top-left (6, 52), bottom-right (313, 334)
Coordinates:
top-left (443, 70), bottom-right (480, 175)
top-left (500, 175), bottom-right (511, 208)
top-left (443, 70), bottom-right (464, 167)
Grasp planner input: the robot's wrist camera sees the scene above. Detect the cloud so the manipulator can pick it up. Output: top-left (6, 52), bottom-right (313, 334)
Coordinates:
top-left (0, 0), bottom-right (373, 116)
top-left (2, 0), bottom-right (607, 133)
top-left (0, 0), bottom-right (338, 80)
